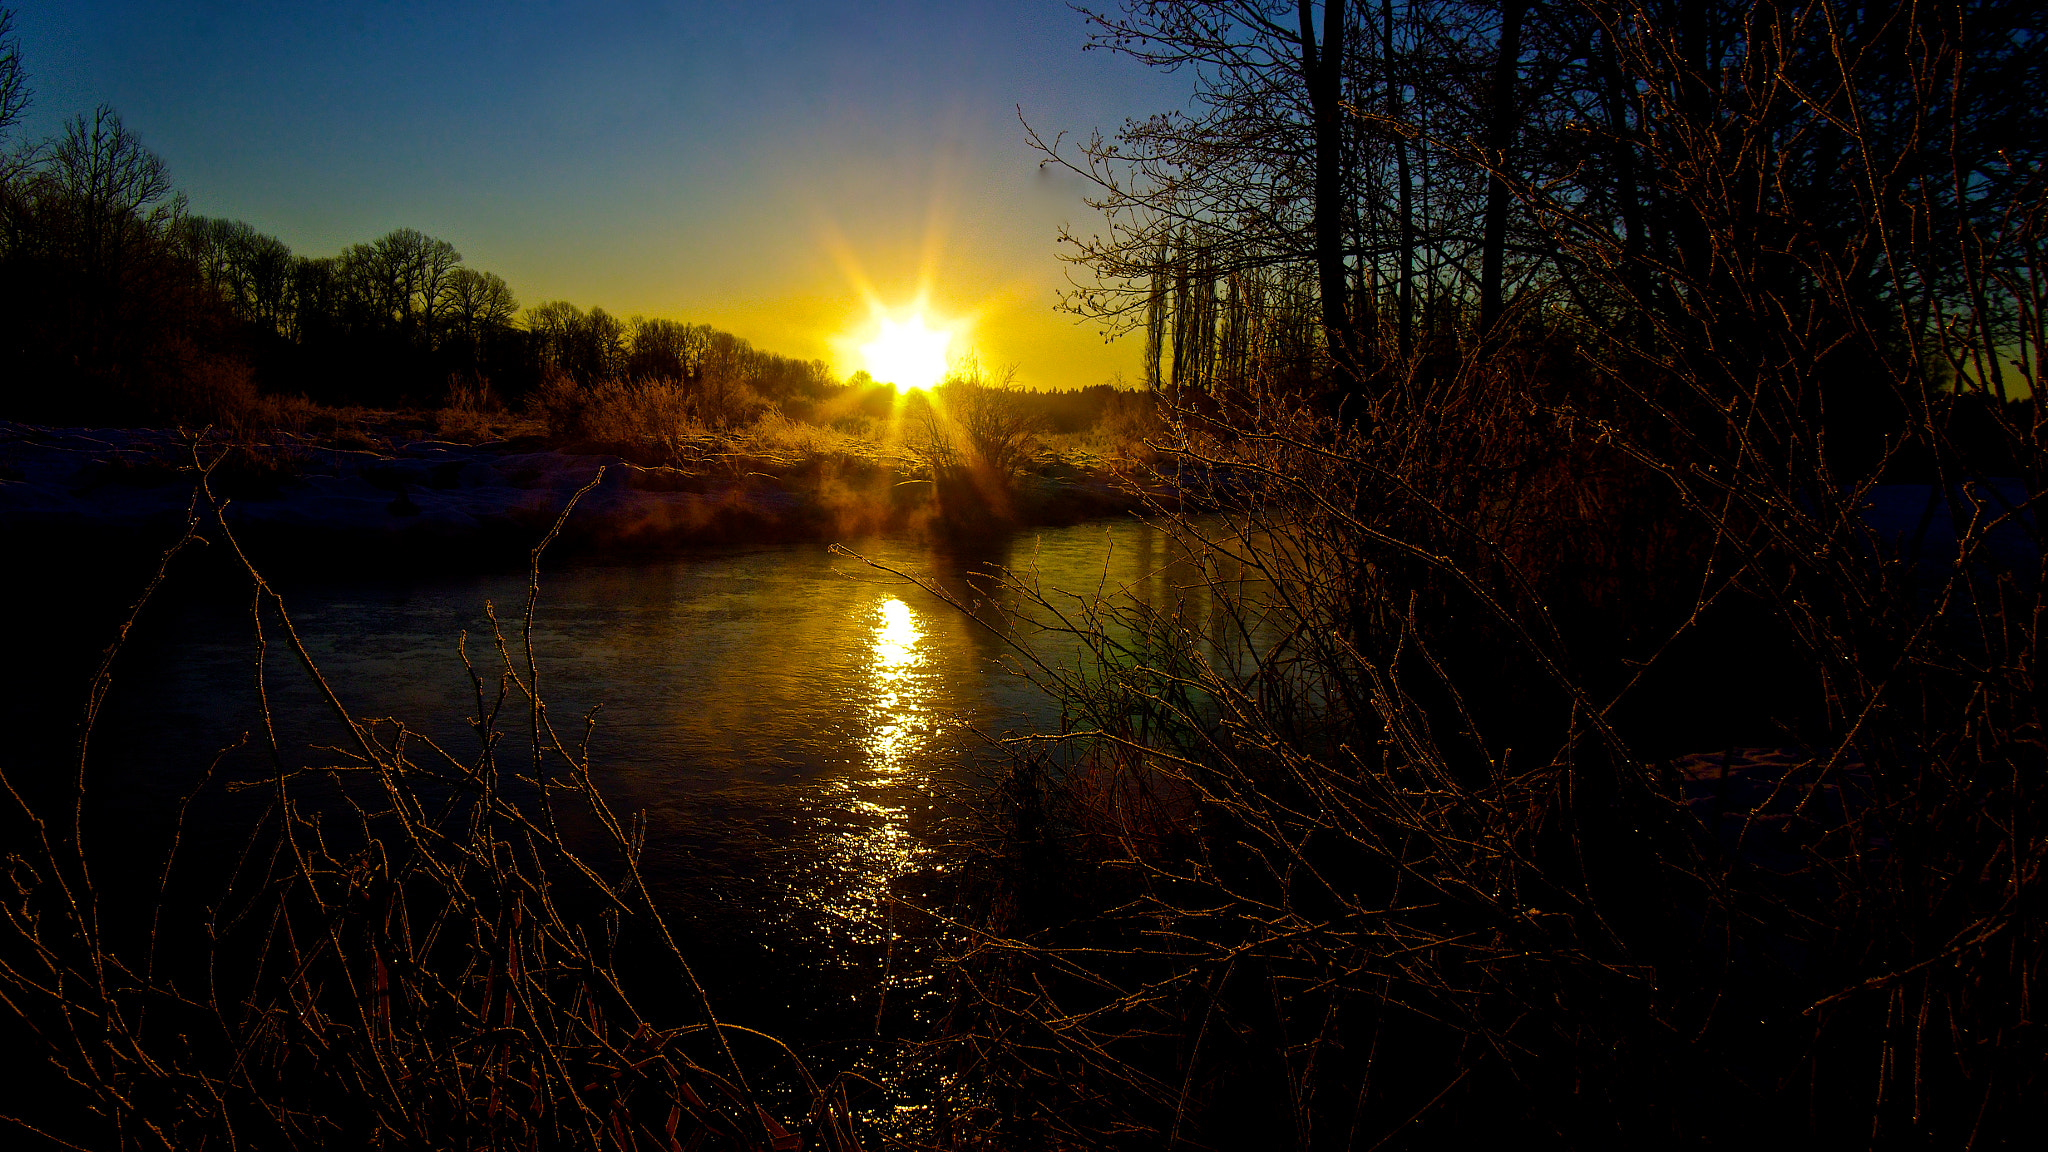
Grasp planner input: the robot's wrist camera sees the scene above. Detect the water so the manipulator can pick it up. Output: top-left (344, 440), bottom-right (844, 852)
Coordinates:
top-left (44, 516), bottom-right (1221, 1034)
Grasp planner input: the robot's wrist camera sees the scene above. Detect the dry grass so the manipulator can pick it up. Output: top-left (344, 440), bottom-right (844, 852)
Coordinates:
top-left (1035, 390), bottom-right (1159, 472)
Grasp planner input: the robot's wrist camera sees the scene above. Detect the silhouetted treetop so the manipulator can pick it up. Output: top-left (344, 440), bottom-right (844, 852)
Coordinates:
top-left (0, 7), bottom-right (27, 153)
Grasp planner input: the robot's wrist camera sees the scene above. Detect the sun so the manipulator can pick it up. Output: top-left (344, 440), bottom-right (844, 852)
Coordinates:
top-left (860, 314), bottom-right (950, 393)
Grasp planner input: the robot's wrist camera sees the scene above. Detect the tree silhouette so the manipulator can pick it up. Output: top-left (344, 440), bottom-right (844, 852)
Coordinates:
top-left (0, 103), bottom-right (237, 420)
top-left (0, 7), bottom-right (28, 152)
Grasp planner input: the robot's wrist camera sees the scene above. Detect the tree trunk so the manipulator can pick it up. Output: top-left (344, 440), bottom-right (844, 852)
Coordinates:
top-left (1477, 0), bottom-right (1529, 337)
top-left (1301, 0), bottom-right (1359, 409)
top-left (1601, 30), bottom-right (1649, 346)
top-left (1384, 0), bottom-right (1414, 361)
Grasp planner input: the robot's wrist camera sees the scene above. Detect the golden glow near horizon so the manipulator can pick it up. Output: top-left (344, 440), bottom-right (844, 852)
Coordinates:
top-left (859, 313), bottom-right (952, 392)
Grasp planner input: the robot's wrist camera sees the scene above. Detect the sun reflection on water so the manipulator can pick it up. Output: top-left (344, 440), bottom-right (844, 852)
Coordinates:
top-left (818, 594), bottom-right (939, 938)
top-left (866, 597), bottom-right (924, 771)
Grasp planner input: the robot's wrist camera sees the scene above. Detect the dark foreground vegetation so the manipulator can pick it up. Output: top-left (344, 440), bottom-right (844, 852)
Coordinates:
top-left (926, 0), bottom-right (2046, 1146)
top-left (2, 0), bottom-right (2046, 1148)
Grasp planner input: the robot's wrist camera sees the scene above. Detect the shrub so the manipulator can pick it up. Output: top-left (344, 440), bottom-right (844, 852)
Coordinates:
top-left (902, 362), bottom-right (1045, 529)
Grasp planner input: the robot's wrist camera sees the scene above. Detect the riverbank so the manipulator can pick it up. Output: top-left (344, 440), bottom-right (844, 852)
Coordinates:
top-left (0, 419), bottom-right (1159, 568)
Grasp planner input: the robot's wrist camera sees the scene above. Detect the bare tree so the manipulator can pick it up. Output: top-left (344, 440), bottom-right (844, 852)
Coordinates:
top-left (38, 105), bottom-right (178, 276)
top-left (446, 265), bottom-right (517, 340)
top-left (524, 299), bottom-right (627, 385)
top-left (180, 216), bottom-right (296, 335)
top-left (1475, 0), bottom-right (1530, 336)
top-left (0, 7), bottom-right (28, 150)
top-left (626, 315), bottom-right (704, 382)
top-left (338, 227), bottom-right (461, 336)
top-left (1037, 1), bottom-right (1518, 405)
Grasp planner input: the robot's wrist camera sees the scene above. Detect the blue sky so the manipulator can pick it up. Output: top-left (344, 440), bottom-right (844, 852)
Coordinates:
top-left (9, 1), bottom-right (1192, 386)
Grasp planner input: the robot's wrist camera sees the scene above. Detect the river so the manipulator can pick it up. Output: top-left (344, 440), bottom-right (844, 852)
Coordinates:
top-left (26, 514), bottom-right (1232, 1042)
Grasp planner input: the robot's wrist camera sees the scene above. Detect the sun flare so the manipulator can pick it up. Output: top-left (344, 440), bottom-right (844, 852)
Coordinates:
top-left (860, 314), bottom-right (950, 393)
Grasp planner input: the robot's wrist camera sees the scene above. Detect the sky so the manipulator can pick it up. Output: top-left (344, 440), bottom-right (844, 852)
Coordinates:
top-left (7, 1), bottom-right (1194, 389)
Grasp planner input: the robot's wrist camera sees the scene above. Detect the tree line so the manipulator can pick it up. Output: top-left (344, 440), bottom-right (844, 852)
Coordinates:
top-left (0, 13), bottom-right (839, 427)
top-left (1047, 0), bottom-right (2043, 463)
top-left (189, 216), bottom-right (839, 417)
